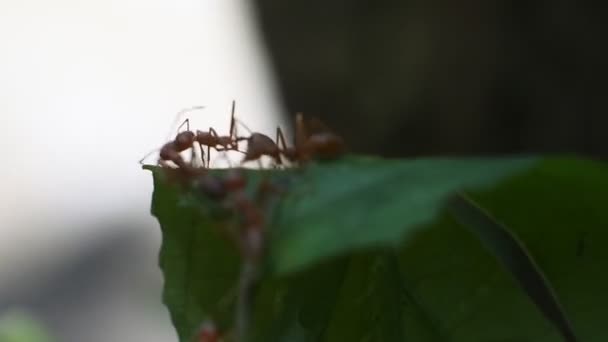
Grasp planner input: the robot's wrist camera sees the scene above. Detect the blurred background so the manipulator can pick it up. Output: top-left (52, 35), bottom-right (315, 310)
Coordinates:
top-left (254, 0), bottom-right (607, 158)
top-left (0, 0), bottom-right (605, 341)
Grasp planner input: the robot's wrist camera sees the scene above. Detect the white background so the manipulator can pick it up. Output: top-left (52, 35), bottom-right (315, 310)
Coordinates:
top-left (0, 0), bottom-right (282, 340)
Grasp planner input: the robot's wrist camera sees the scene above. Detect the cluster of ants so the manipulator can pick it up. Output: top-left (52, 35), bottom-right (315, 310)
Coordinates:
top-left (142, 101), bottom-right (345, 342)
top-left (144, 101), bottom-right (345, 171)
top-left (143, 100), bottom-right (345, 270)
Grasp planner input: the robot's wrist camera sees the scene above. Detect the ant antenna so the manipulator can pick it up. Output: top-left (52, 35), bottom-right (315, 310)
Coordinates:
top-left (164, 105), bottom-right (206, 142)
top-left (177, 118), bottom-right (190, 133)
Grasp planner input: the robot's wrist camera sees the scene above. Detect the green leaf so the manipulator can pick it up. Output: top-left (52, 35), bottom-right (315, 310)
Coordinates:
top-left (270, 156), bottom-right (538, 273)
top-left (462, 158), bottom-right (608, 341)
top-left (448, 194), bottom-right (577, 342)
top-left (147, 156), bottom-right (608, 341)
top-left (149, 168), bottom-right (242, 341)
top-left (146, 155), bottom-right (541, 340)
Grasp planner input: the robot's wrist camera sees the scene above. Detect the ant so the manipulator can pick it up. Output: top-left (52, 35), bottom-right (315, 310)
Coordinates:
top-left (140, 101), bottom-right (245, 169)
top-left (239, 112), bottom-right (345, 166)
top-left (294, 113), bottom-right (346, 162)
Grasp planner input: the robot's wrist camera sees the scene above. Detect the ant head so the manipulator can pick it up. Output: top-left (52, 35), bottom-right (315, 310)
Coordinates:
top-left (174, 131), bottom-right (195, 150)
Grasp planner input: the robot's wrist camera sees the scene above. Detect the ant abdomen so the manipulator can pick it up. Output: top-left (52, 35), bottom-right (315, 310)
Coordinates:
top-left (306, 133), bottom-right (345, 159)
top-left (242, 133), bottom-right (281, 164)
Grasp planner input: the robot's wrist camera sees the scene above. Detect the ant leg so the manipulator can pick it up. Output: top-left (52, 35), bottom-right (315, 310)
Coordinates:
top-left (208, 127), bottom-right (220, 167)
top-left (233, 115), bottom-right (239, 151)
top-left (177, 118), bottom-right (190, 132)
top-left (228, 100), bottom-right (246, 151)
top-left (164, 105), bottom-right (205, 141)
top-left (190, 145), bottom-right (198, 168)
top-left (216, 146), bottom-right (246, 155)
top-left (295, 113), bottom-right (309, 148)
top-left (209, 128), bottom-right (220, 139)
top-left (275, 127), bottom-right (290, 151)
top-left (229, 100), bottom-right (237, 138)
top-left (199, 143), bottom-right (207, 168)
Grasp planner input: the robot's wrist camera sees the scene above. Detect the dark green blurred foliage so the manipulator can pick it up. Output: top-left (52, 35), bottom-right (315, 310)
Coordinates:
top-left (148, 157), bottom-right (608, 341)
top-left (252, 1), bottom-right (607, 158)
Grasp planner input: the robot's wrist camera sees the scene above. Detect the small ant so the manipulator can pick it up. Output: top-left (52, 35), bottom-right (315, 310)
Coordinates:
top-left (294, 113), bottom-right (346, 162)
top-left (239, 112), bottom-right (345, 166)
top-left (140, 101), bottom-right (245, 169)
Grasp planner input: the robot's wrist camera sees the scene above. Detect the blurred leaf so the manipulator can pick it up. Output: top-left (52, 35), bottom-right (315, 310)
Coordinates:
top-left (464, 158), bottom-right (608, 341)
top-left (0, 311), bottom-right (54, 342)
top-left (146, 155), bottom-right (538, 340)
top-left (147, 157), bottom-right (608, 341)
top-left (269, 156), bottom-right (538, 273)
top-left (448, 194), bottom-right (577, 342)
top-left (149, 168), bottom-right (242, 341)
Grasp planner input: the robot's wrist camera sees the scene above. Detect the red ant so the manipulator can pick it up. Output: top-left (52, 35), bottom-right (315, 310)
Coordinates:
top-left (140, 101), bottom-right (245, 169)
top-left (294, 113), bottom-right (346, 161)
top-left (239, 112), bottom-right (345, 166)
